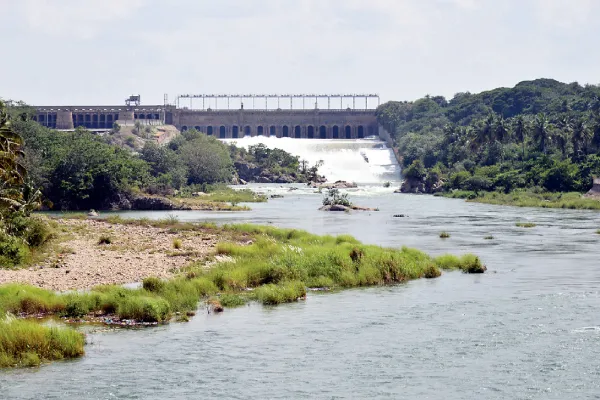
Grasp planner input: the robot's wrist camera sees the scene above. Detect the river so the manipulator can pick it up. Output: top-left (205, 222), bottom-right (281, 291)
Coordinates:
top-left (1, 139), bottom-right (600, 399)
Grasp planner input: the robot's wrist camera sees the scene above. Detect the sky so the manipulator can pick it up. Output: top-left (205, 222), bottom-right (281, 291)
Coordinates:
top-left (1, 0), bottom-right (600, 106)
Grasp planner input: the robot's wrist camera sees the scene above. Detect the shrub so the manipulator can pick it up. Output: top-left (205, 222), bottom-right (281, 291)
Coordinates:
top-left (322, 188), bottom-right (352, 207)
top-left (403, 159), bottom-right (426, 180)
top-left (484, 235), bottom-right (494, 240)
top-left (439, 231), bottom-right (450, 239)
top-left (173, 238), bottom-right (182, 249)
top-left (97, 235), bottom-right (112, 245)
top-left (0, 233), bottom-right (30, 267)
top-left (142, 277), bottom-right (165, 293)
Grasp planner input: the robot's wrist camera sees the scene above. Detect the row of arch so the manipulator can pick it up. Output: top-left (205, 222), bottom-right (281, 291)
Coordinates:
top-left (180, 124), bottom-right (376, 139)
top-left (34, 113), bottom-right (161, 129)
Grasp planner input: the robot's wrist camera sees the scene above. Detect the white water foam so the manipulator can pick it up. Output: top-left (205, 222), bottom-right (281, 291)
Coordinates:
top-left (222, 137), bottom-right (401, 184)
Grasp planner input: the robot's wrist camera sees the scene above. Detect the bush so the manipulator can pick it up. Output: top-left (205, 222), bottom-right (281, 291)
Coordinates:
top-left (439, 231), bottom-right (450, 239)
top-left (172, 238), bottom-right (182, 249)
top-left (142, 277), bottom-right (165, 293)
top-left (322, 188), bottom-right (352, 207)
top-left (97, 235), bottom-right (112, 245)
top-left (0, 233), bottom-right (30, 267)
top-left (403, 159), bottom-right (427, 180)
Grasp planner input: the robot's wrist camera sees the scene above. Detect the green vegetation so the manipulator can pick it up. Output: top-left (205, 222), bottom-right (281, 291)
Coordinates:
top-left (322, 188), bottom-right (352, 207)
top-left (484, 235), bottom-right (494, 240)
top-left (97, 235), bottom-right (112, 245)
top-left (516, 222), bottom-right (537, 228)
top-left (443, 189), bottom-right (600, 209)
top-left (0, 101), bottom-right (54, 267)
top-left (0, 219), bottom-right (486, 367)
top-left (229, 143), bottom-right (323, 183)
top-left (378, 79), bottom-right (600, 208)
top-left (439, 231), bottom-right (450, 239)
top-left (0, 317), bottom-right (85, 368)
top-left (434, 254), bottom-right (487, 274)
top-left (172, 238), bottom-right (182, 249)
top-left (2, 106), bottom-right (302, 210)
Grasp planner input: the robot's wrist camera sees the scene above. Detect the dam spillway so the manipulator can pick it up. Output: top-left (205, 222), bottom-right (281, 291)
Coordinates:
top-left (223, 136), bottom-right (401, 184)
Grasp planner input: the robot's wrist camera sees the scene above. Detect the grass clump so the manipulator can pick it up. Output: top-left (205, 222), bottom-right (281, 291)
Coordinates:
top-left (97, 235), bottom-right (112, 245)
top-left (254, 281), bottom-right (306, 305)
top-left (516, 222), bottom-right (537, 228)
top-left (0, 318), bottom-right (85, 368)
top-left (142, 277), bottom-right (165, 293)
top-left (439, 231), bottom-right (451, 239)
top-left (172, 238), bottom-right (182, 249)
top-left (434, 254), bottom-right (487, 274)
top-left (484, 235), bottom-right (494, 240)
top-left (0, 284), bottom-right (65, 315)
top-left (219, 294), bottom-right (247, 308)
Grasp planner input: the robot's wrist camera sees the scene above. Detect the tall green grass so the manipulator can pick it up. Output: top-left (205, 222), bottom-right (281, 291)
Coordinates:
top-left (444, 190), bottom-right (600, 210)
top-left (0, 318), bottom-right (85, 368)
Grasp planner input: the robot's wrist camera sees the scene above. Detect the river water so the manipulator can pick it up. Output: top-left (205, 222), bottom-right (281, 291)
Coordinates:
top-left (2, 139), bottom-right (600, 399)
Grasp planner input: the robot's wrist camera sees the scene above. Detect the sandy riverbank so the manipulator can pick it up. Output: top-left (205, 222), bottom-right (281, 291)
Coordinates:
top-left (0, 219), bottom-right (219, 291)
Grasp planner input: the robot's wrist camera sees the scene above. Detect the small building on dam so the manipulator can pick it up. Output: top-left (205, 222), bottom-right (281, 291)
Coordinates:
top-left (33, 94), bottom-right (381, 140)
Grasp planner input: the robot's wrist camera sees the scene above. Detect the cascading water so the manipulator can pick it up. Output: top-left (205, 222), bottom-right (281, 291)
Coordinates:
top-left (222, 137), bottom-right (401, 185)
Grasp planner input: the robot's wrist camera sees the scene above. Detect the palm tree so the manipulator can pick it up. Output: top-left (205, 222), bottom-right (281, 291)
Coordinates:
top-left (0, 100), bottom-right (27, 211)
top-left (471, 115), bottom-right (494, 151)
top-left (513, 116), bottom-right (528, 160)
top-left (571, 118), bottom-right (591, 159)
top-left (533, 113), bottom-right (551, 154)
top-left (494, 116), bottom-right (509, 143)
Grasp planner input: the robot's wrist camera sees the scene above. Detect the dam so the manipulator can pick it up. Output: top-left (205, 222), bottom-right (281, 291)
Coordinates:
top-left (33, 93), bottom-right (381, 139)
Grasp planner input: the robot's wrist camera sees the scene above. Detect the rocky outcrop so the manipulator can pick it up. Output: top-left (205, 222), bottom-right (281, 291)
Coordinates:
top-left (396, 177), bottom-right (444, 194)
top-left (309, 180), bottom-right (357, 189)
top-left (319, 204), bottom-right (378, 212)
top-left (585, 177), bottom-right (600, 198)
top-left (131, 196), bottom-right (189, 211)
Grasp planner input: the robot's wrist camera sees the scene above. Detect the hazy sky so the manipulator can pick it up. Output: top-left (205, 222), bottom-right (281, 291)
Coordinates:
top-left (2, 0), bottom-right (599, 106)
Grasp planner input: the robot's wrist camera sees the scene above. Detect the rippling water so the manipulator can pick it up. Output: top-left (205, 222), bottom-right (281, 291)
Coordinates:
top-left (2, 188), bottom-right (600, 399)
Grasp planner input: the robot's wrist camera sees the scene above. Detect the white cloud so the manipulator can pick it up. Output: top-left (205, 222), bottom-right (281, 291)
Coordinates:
top-left (533, 0), bottom-right (598, 29)
top-left (18, 0), bottom-right (146, 39)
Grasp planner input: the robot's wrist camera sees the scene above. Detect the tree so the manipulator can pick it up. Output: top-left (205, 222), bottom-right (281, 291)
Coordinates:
top-left (513, 116), bottom-right (528, 160)
top-left (0, 101), bottom-right (27, 211)
top-left (403, 159), bottom-right (426, 180)
top-left (179, 136), bottom-right (233, 184)
top-left (571, 118), bottom-right (591, 159)
top-left (134, 121), bottom-right (143, 136)
top-left (533, 113), bottom-right (551, 154)
top-left (494, 116), bottom-right (509, 143)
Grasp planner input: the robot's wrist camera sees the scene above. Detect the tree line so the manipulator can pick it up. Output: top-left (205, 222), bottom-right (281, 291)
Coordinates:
top-left (377, 78), bottom-right (600, 193)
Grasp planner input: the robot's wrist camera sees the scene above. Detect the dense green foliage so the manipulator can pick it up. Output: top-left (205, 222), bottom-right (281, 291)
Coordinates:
top-left (0, 101), bottom-right (53, 267)
top-left (377, 79), bottom-right (600, 196)
top-left (5, 113), bottom-right (314, 210)
top-left (229, 143), bottom-right (322, 183)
